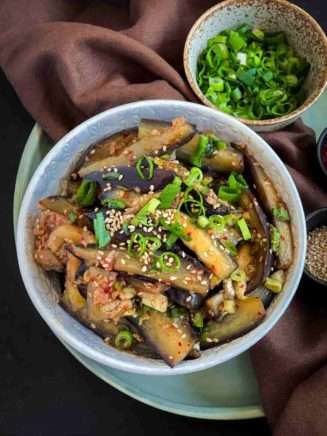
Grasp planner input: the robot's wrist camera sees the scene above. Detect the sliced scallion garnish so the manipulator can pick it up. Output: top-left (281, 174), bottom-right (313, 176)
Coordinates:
top-left (114, 330), bottom-right (133, 350)
top-left (159, 177), bottom-right (181, 209)
top-left (102, 198), bottom-right (126, 209)
top-left (74, 179), bottom-right (97, 207)
top-left (136, 156), bottom-right (154, 180)
top-left (132, 198), bottom-right (160, 226)
top-left (157, 252), bottom-right (181, 273)
top-left (237, 218), bottom-right (252, 240)
top-left (93, 212), bottom-right (111, 248)
top-left (272, 207), bottom-right (290, 222)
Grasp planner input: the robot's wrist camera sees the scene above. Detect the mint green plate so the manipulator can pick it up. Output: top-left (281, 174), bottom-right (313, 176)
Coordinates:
top-left (13, 94), bottom-right (326, 420)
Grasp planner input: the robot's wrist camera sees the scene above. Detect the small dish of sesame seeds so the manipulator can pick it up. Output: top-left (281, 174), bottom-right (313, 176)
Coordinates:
top-left (17, 100), bottom-right (306, 375)
top-left (305, 208), bottom-right (327, 285)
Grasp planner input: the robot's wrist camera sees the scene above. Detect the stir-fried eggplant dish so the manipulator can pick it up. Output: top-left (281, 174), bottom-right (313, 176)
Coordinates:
top-left (33, 117), bottom-right (293, 367)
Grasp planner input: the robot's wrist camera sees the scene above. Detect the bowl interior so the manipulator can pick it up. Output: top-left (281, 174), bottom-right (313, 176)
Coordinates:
top-left (184, 0), bottom-right (327, 126)
top-left (16, 100), bottom-right (306, 375)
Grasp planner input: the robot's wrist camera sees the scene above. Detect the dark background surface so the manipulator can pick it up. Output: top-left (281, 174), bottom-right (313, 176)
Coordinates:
top-left (1, 2), bottom-right (325, 435)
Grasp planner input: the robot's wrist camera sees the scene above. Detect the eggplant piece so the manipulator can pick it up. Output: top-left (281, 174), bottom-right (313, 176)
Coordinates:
top-left (249, 287), bottom-right (274, 309)
top-left (246, 157), bottom-right (293, 269)
top-left (39, 196), bottom-right (88, 226)
top-left (83, 130), bottom-right (138, 166)
top-left (132, 309), bottom-right (196, 367)
top-left (86, 167), bottom-right (175, 194)
top-left (167, 288), bottom-right (203, 310)
top-left (34, 248), bottom-right (64, 272)
top-left (178, 213), bottom-right (237, 283)
top-left (200, 297), bottom-right (265, 347)
top-left (47, 224), bottom-right (95, 254)
top-left (62, 253), bottom-right (86, 312)
top-left (123, 276), bottom-right (169, 294)
top-left (69, 246), bottom-right (211, 295)
top-left (79, 117), bottom-right (195, 176)
top-left (239, 191), bottom-right (272, 291)
top-left (176, 133), bottom-right (244, 173)
top-left (138, 119), bottom-right (170, 138)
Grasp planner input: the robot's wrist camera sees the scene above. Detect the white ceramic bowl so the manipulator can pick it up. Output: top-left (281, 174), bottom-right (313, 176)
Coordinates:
top-left (16, 100), bottom-right (306, 375)
top-left (184, 0), bottom-right (327, 132)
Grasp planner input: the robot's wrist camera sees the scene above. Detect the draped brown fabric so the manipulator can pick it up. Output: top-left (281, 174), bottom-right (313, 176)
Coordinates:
top-left (1, 1), bottom-right (327, 434)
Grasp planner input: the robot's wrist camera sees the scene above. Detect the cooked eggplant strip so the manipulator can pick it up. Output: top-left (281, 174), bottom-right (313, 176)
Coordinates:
top-left (85, 167), bottom-right (175, 194)
top-left (138, 119), bottom-right (170, 138)
top-left (130, 309), bottom-right (196, 367)
top-left (69, 245), bottom-right (211, 295)
top-left (39, 196), bottom-right (88, 226)
top-left (62, 253), bottom-right (86, 312)
top-left (178, 213), bottom-right (237, 283)
top-left (239, 191), bottom-right (272, 292)
top-left (176, 134), bottom-right (244, 173)
top-left (79, 118), bottom-right (195, 176)
top-left (200, 297), bottom-right (265, 347)
top-left (47, 224), bottom-right (95, 254)
top-left (246, 156), bottom-right (293, 269)
top-left (83, 130), bottom-right (138, 166)
top-left (167, 288), bottom-right (203, 310)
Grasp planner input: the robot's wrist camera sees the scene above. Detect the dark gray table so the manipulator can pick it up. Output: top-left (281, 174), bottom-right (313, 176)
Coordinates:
top-left (1, 2), bottom-right (325, 435)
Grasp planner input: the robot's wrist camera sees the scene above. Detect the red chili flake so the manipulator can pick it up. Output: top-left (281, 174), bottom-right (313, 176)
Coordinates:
top-left (322, 144), bottom-right (327, 169)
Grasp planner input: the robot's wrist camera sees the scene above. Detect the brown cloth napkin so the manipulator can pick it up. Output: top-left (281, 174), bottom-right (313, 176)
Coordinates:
top-left (1, 1), bottom-right (327, 434)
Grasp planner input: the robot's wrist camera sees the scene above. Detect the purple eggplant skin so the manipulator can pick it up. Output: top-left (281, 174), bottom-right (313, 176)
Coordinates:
top-left (240, 190), bottom-right (273, 292)
top-left (85, 167), bottom-right (175, 194)
top-left (167, 288), bottom-right (203, 310)
top-left (245, 156), bottom-right (293, 270)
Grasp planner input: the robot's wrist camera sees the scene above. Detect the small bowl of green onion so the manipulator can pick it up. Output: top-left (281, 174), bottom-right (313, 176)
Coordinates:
top-left (184, 0), bottom-right (327, 132)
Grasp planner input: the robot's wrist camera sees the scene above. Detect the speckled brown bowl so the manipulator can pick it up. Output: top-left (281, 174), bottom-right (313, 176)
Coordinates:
top-left (184, 0), bottom-right (327, 132)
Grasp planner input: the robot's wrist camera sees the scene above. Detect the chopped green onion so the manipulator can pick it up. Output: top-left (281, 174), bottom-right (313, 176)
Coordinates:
top-left (68, 211), bottom-right (77, 223)
top-left (224, 241), bottom-right (237, 256)
top-left (102, 198), bottom-right (126, 209)
top-left (102, 171), bottom-right (121, 180)
top-left (114, 330), bottom-right (133, 350)
top-left (157, 252), bottom-right (181, 273)
top-left (264, 277), bottom-right (283, 293)
top-left (270, 225), bottom-right (281, 253)
top-left (252, 28), bottom-right (265, 41)
top-left (181, 188), bottom-right (206, 217)
top-left (135, 156), bottom-right (154, 180)
top-left (74, 180), bottom-right (97, 207)
top-left (196, 24), bottom-right (309, 120)
top-left (191, 134), bottom-right (208, 167)
top-left (197, 215), bottom-right (209, 228)
top-left (93, 212), bottom-right (111, 248)
top-left (159, 177), bottom-right (181, 209)
top-left (185, 167), bottom-right (203, 187)
top-left (132, 198), bottom-right (160, 226)
top-left (237, 218), bottom-right (252, 240)
top-left (228, 172), bottom-right (248, 191)
top-left (128, 233), bottom-right (146, 256)
top-left (229, 30), bottom-right (246, 51)
top-left (170, 306), bottom-right (187, 320)
top-left (165, 233), bottom-right (178, 249)
top-left (231, 268), bottom-right (247, 282)
top-left (218, 186), bottom-right (241, 203)
top-left (272, 207), bottom-right (290, 222)
top-left (208, 215), bottom-right (225, 232)
top-left (145, 236), bottom-right (162, 253)
top-left (192, 312), bottom-right (204, 329)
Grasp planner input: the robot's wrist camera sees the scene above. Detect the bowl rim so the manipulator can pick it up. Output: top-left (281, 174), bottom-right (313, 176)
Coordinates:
top-left (304, 207), bottom-right (327, 285)
top-left (16, 99), bottom-right (306, 375)
top-left (183, 0), bottom-right (327, 127)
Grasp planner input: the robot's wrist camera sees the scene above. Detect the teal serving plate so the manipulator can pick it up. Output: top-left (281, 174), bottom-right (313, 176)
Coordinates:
top-left (13, 92), bottom-right (327, 420)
